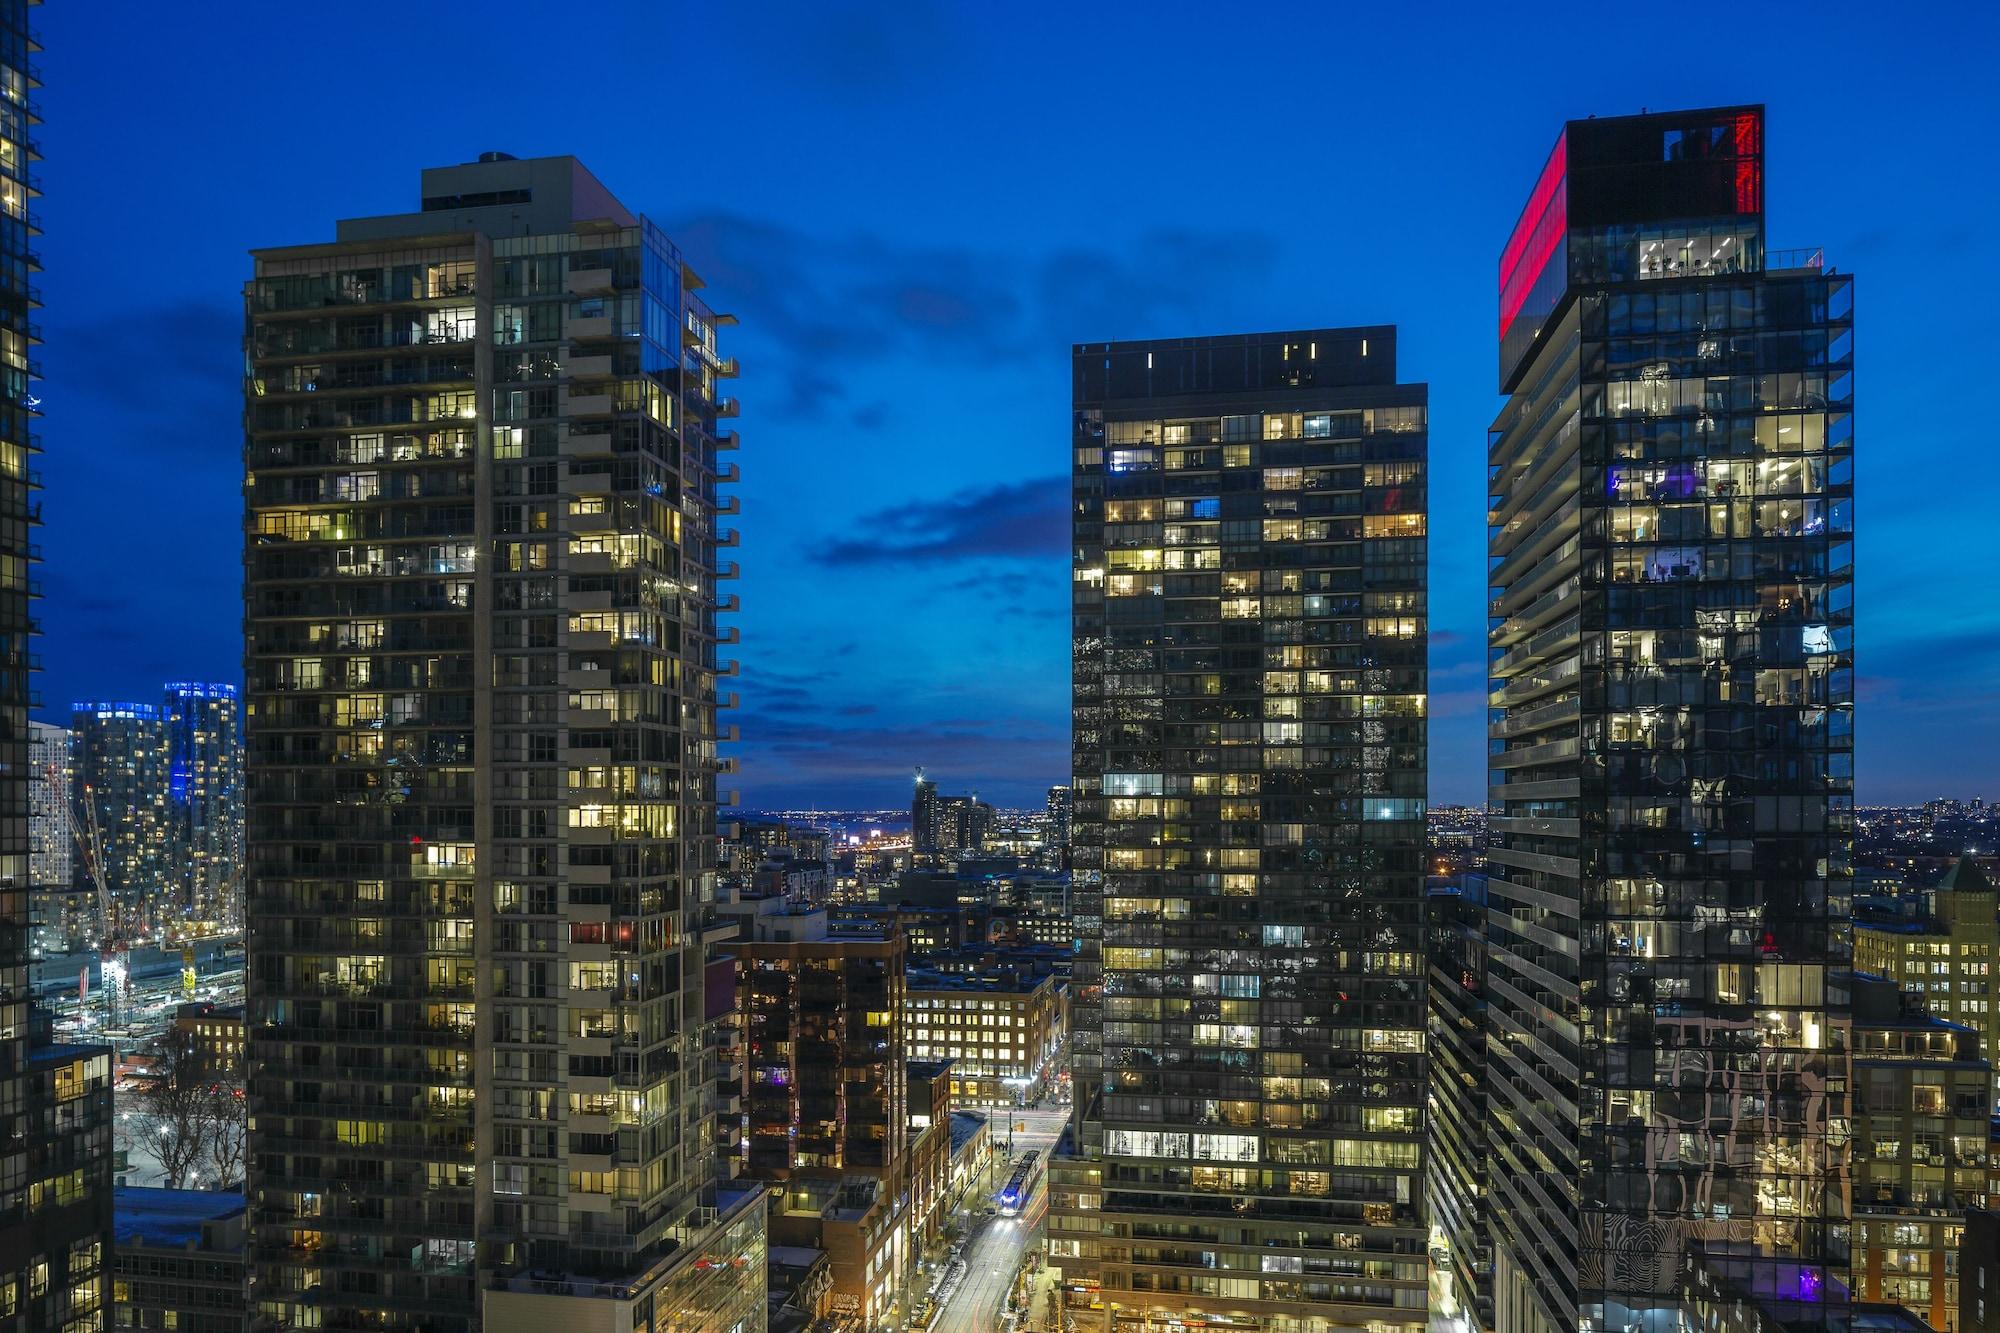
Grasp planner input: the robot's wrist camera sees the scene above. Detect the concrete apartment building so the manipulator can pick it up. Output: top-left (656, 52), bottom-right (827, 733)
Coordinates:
top-left (243, 153), bottom-right (759, 1330)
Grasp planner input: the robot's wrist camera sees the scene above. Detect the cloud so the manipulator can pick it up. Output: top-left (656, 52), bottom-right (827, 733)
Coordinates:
top-left (43, 301), bottom-right (239, 423)
top-left (820, 475), bottom-right (1067, 565)
top-left (1042, 230), bottom-right (1281, 343)
top-left (670, 212), bottom-right (1028, 422)
top-left (670, 213), bottom-right (1283, 421)
top-left (737, 1), bottom-right (968, 106)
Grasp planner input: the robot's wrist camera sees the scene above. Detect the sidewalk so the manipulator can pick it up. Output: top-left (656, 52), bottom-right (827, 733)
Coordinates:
top-left (1022, 1267), bottom-right (1061, 1331)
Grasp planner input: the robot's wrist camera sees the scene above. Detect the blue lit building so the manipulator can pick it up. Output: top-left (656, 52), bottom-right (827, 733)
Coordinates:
top-left (68, 700), bottom-right (172, 936)
top-left (163, 682), bottom-right (243, 925)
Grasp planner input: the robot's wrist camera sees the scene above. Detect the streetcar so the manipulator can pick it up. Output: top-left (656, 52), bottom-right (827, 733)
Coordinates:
top-left (997, 1149), bottom-right (1041, 1218)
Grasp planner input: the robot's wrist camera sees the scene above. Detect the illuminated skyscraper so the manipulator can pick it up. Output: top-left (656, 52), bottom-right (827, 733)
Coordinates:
top-left (1486, 106), bottom-right (1854, 1331)
top-left (912, 768), bottom-right (941, 854)
top-left (0, 6), bottom-right (116, 1328)
top-left (1045, 783), bottom-right (1073, 872)
top-left (244, 154), bottom-right (759, 1331)
top-left (69, 700), bottom-right (172, 935)
top-left (1051, 330), bottom-right (1430, 1331)
top-left (26, 720), bottom-right (79, 951)
top-left (163, 682), bottom-right (244, 925)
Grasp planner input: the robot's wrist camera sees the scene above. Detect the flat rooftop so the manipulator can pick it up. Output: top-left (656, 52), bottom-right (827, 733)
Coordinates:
top-left (113, 1186), bottom-right (245, 1249)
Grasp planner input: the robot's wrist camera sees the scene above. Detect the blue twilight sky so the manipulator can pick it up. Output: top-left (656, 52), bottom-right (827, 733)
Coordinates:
top-left (31, 1), bottom-right (2000, 808)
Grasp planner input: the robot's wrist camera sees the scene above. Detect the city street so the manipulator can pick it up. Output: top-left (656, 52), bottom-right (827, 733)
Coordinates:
top-left (931, 1105), bottom-right (1068, 1333)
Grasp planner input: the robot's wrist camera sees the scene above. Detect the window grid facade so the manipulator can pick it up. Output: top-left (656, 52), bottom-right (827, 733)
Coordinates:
top-left (244, 157), bottom-right (750, 1330)
top-left (1056, 330), bottom-right (1429, 1332)
top-left (164, 683), bottom-right (245, 928)
top-left (0, 10), bottom-right (115, 1329)
top-left (1486, 106), bottom-right (1855, 1332)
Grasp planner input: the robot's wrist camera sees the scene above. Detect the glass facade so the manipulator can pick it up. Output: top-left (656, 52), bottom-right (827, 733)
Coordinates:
top-left (163, 682), bottom-right (245, 929)
top-left (737, 933), bottom-right (906, 1177)
top-left (485, 1184), bottom-right (768, 1333)
top-left (0, 7), bottom-right (115, 1328)
top-left (1486, 106), bottom-right (1855, 1333)
top-left (244, 156), bottom-right (747, 1330)
top-left (1055, 331), bottom-right (1429, 1332)
top-left (1427, 876), bottom-right (1491, 1332)
top-left (69, 701), bottom-right (173, 935)
top-left (27, 720), bottom-right (78, 953)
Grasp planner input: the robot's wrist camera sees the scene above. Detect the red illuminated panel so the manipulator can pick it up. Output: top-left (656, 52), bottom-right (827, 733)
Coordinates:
top-left (1733, 110), bottom-right (1763, 214)
top-left (1499, 133), bottom-right (1567, 343)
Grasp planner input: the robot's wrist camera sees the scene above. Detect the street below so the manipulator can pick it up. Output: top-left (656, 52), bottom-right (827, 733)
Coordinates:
top-left (929, 1105), bottom-right (1068, 1333)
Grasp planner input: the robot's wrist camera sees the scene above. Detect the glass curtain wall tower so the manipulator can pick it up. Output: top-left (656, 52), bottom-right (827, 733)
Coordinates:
top-left (1485, 106), bottom-right (1854, 1332)
top-left (69, 701), bottom-right (172, 936)
top-left (243, 155), bottom-right (756, 1331)
top-left (164, 682), bottom-right (245, 929)
top-left (0, 7), bottom-right (115, 1331)
top-left (1052, 331), bottom-right (1429, 1332)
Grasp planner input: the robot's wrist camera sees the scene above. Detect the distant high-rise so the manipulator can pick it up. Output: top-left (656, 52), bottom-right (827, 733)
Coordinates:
top-left (69, 700), bottom-right (172, 936)
top-left (1045, 783), bottom-right (1073, 871)
top-left (162, 682), bottom-right (243, 925)
top-left (26, 720), bottom-right (78, 951)
top-left (939, 793), bottom-right (993, 854)
top-left (244, 155), bottom-right (760, 1330)
top-left (912, 767), bottom-right (941, 853)
top-left (0, 7), bottom-right (116, 1328)
top-left (1052, 329), bottom-right (1431, 1330)
top-left (1485, 106), bottom-right (1854, 1331)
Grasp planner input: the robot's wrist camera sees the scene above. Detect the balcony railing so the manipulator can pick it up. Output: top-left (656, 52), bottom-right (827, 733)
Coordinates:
top-left (1766, 247), bottom-right (1826, 274)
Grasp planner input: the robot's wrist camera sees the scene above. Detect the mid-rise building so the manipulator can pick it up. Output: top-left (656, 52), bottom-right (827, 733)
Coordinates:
top-left (172, 1001), bottom-right (246, 1074)
top-left (0, 11), bottom-right (117, 1327)
top-left (831, 901), bottom-right (989, 954)
top-left (1485, 105), bottom-right (1855, 1331)
top-left (111, 1185), bottom-right (248, 1333)
top-left (734, 915), bottom-right (906, 1178)
top-left (70, 701), bottom-right (172, 937)
top-left (27, 720), bottom-right (81, 952)
top-left (906, 966), bottom-right (1065, 1107)
top-left (731, 909), bottom-right (912, 1323)
top-left (1054, 329), bottom-right (1431, 1331)
top-left (1856, 856), bottom-right (1999, 1098)
top-left (1848, 971), bottom-right (1990, 1332)
top-left (163, 683), bottom-right (244, 928)
top-left (243, 153), bottom-right (755, 1330)
top-left (1962, 1209), bottom-right (2000, 1333)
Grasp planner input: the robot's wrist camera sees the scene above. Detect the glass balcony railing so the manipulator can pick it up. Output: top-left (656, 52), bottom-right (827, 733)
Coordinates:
top-left (1766, 247), bottom-right (1826, 274)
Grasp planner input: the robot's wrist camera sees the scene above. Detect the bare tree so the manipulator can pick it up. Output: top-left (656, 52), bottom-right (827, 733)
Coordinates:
top-left (137, 1032), bottom-right (214, 1188)
top-left (202, 1067), bottom-right (247, 1189)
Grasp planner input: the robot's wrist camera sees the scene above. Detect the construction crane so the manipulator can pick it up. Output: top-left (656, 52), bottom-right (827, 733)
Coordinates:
top-left (71, 785), bottom-right (129, 1027)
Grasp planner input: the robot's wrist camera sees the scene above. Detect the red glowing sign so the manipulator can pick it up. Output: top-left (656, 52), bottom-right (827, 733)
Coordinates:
top-left (1499, 132), bottom-right (1567, 343)
top-left (1733, 111), bottom-right (1762, 215)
